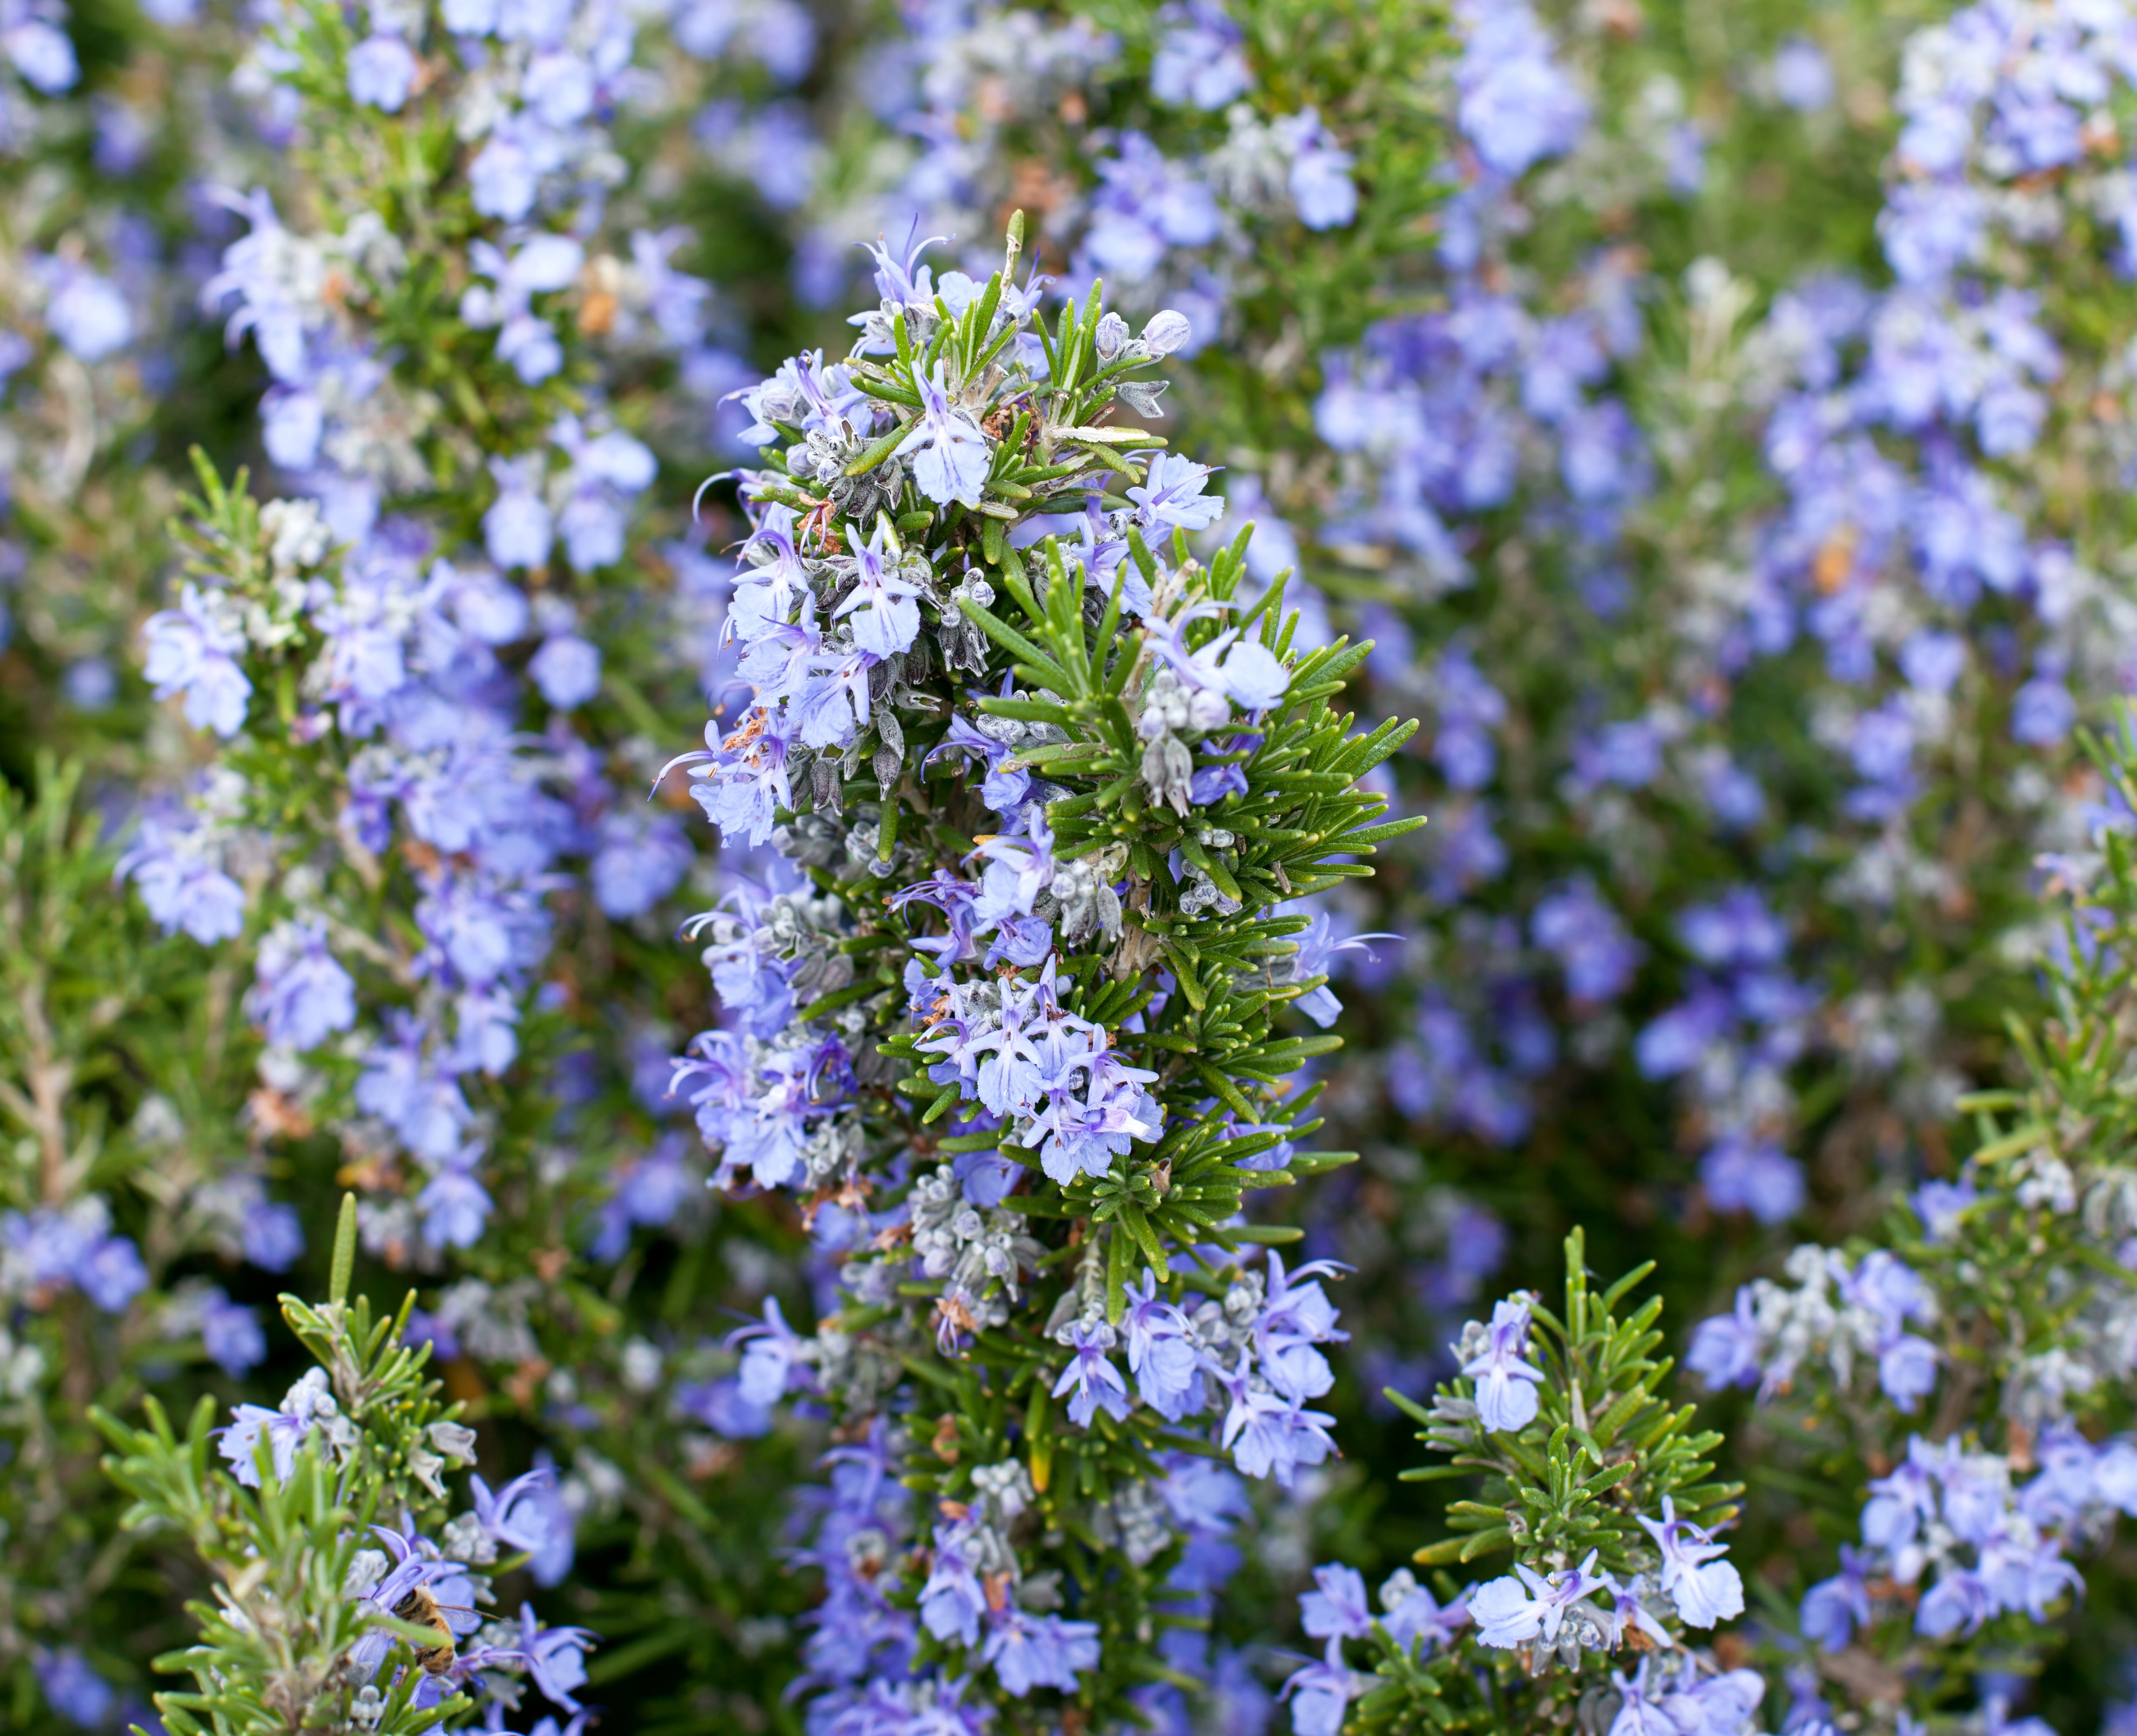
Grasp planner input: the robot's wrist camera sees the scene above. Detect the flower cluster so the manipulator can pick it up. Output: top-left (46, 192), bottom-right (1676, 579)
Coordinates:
top-left (123, 0), bottom-right (736, 1265)
top-left (654, 214), bottom-right (1416, 1728)
top-left (1289, 1237), bottom-right (1753, 1734)
top-left (97, 1203), bottom-right (597, 1735)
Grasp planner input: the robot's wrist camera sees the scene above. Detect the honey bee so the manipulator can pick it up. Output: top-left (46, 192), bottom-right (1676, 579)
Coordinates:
top-left (390, 1585), bottom-right (471, 1676)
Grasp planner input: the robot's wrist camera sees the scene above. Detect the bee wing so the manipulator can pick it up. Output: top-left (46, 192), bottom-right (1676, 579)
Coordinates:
top-left (432, 1602), bottom-right (487, 1634)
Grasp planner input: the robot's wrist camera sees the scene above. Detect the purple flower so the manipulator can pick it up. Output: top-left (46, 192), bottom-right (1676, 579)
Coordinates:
top-left (1893, 627), bottom-right (1967, 696)
top-left (1469, 1550), bottom-right (1607, 1648)
top-left (144, 584), bottom-right (252, 738)
top-left (1638, 1495), bottom-right (1743, 1627)
top-left (201, 1290), bottom-right (268, 1376)
top-left (1453, 0), bottom-right (1588, 178)
top-left (1280, 1641), bottom-right (1358, 1736)
top-left (980, 1609), bottom-right (1100, 1697)
top-left (897, 360), bottom-right (990, 507)
top-left (1255, 1251), bottom-right (1350, 1400)
top-left (834, 519), bottom-right (924, 657)
top-left (1686, 1289), bottom-right (1763, 1391)
top-left (1575, 715), bottom-right (1662, 788)
top-left (1700, 1137), bottom-right (1804, 1225)
top-left (78, 1235), bottom-right (148, 1311)
top-left (1029, 1050), bottom-right (1165, 1183)
top-left (1635, 987), bottom-right (1731, 1079)
top-left (1127, 451), bottom-right (1226, 535)
top-left (1771, 37), bottom-right (1834, 112)
top-left (1678, 889), bottom-right (1787, 968)
top-left (1877, 1333), bottom-right (1939, 1413)
top-left (417, 1165), bottom-right (493, 1249)
top-left (1122, 1271), bottom-right (1202, 1419)
top-left (530, 633), bottom-right (602, 708)
top-left (1911, 1178), bottom-right (1977, 1240)
top-left (1462, 1296), bottom-right (1545, 1431)
top-left (925, 712), bottom-right (1032, 816)
top-left (921, 1522), bottom-right (988, 1646)
top-left (678, 1374), bottom-right (771, 1440)
top-left (1083, 133), bottom-right (1221, 281)
top-left (5, 6), bottom-right (77, 94)
top-left (552, 416), bottom-right (655, 569)
top-left (1219, 640), bottom-right (1289, 711)
top-left (1880, 181), bottom-right (1986, 285)
top-left (1531, 877), bottom-right (1641, 1003)
top-left (484, 455), bottom-right (554, 569)
top-left (591, 809), bottom-right (691, 920)
top-left (356, 1022), bottom-right (474, 1162)
top-left (248, 920), bottom-right (357, 1050)
top-left (469, 117), bottom-right (542, 221)
top-left (471, 1467), bottom-right (556, 1555)
top-left (1800, 1547), bottom-right (1870, 1650)
top-left (1208, 1350), bottom-right (1338, 1485)
top-left (347, 32), bottom-right (417, 111)
top-left (1150, 2), bottom-right (1251, 109)
top-left (1301, 1563), bottom-right (1372, 1641)
top-left (518, 1603), bottom-right (597, 1710)
top-left (218, 1367), bottom-right (336, 1488)
top-left (1379, 1570), bottom-right (1470, 1651)
top-left (33, 1650), bottom-right (112, 1728)
top-left (728, 1296), bottom-right (811, 1408)
top-left (1277, 108), bottom-right (1358, 229)
top-left (2012, 671), bottom-right (2075, 745)
top-left (1429, 647), bottom-right (1506, 789)
top-left (1281, 910), bottom-right (1392, 1028)
top-left (1052, 1317), bottom-right (1133, 1426)
top-left (522, 1452), bottom-right (578, 1587)
top-left (463, 236), bottom-right (585, 385)
top-left (39, 260), bottom-right (131, 360)
top-left (1915, 1565), bottom-right (1992, 1638)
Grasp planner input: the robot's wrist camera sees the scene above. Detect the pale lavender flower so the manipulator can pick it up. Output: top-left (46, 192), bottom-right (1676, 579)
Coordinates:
top-left (1638, 1495), bottom-right (1743, 1628)
top-left (1127, 451), bottom-right (1225, 534)
top-left (462, 235), bottom-right (584, 385)
top-left (4, 0), bottom-right (76, 93)
top-left (144, 583), bottom-right (252, 737)
top-left (1277, 108), bottom-right (1358, 230)
top-left (1121, 1270), bottom-right (1201, 1419)
top-left (518, 1604), bottom-right (597, 1710)
top-left (471, 1467), bottom-right (555, 1554)
top-left (980, 1609), bottom-right (1100, 1697)
top-left (728, 1295), bottom-right (810, 1407)
top-left (347, 32), bottom-right (416, 111)
top-left (39, 259), bottom-right (130, 359)
top-left (1463, 1296), bottom-right (1545, 1431)
top-left (1771, 37), bottom-right (1834, 111)
top-left (1280, 1641), bottom-right (1358, 1736)
top-left (248, 919), bottom-right (357, 1050)
top-left (1052, 1318), bottom-right (1132, 1426)
top-left (484, 455), bottom-right (554, 569)
top-left (896, 360), bottom-right (990, 507)
top-left (1800, 1546), bottom-right (1871, 1650)
top-left (530, 633), bottom-right (601, 708)
top-left (1149, 2), bottom-right (1250, 109)
top-left (218, 1367), bottom-right (335, 1488)
top-left (1468, 1551), bottom-right (1608, 1648)
top-left (1379, 1570), bottom-right (1470, 1650)
top-left (417, 1164), bottom-right (492, 1250)
top-left (201, 1290), bottom-right (267, 1376)
top-left (1300, 1563), bottom-right (1372, 1640)
top-left (121, 819), bottom-right (247, 945)
top-left (921, 1521), bottom-right (987, 1646)
top-left (833, 519), bottom-right (924, 657)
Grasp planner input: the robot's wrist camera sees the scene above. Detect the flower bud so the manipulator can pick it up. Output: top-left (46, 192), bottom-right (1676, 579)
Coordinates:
top-left (1141, 309), bottom-right (1193, 355)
